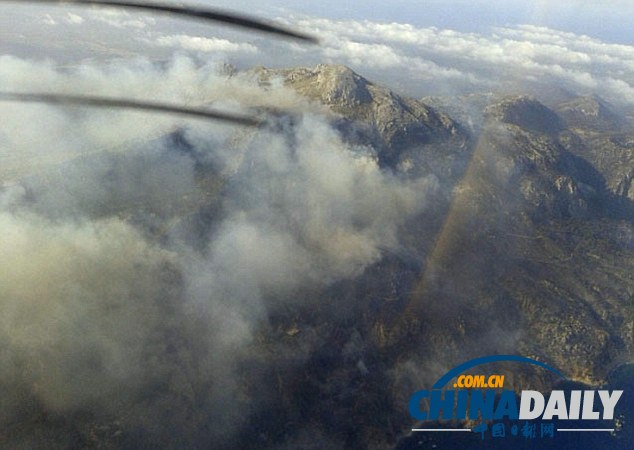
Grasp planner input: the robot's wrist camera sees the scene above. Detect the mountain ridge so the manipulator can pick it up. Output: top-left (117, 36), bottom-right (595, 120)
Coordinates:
top-left (3, 63), bottom-right (632, 450)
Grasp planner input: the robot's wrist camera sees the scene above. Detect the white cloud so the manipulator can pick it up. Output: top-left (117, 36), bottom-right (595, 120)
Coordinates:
top-left (4, 6), bottom-right (634, 103)
top-left (154, 35), bottom-right (258, 54)
top-left (65, 12), bottom-right (84, 24)
top-left (41, 14), bottom-right (57, 26)
top-left (89, 9), bottom-right (153, 29)
top-left (280, 16), bottom-right (634, 103)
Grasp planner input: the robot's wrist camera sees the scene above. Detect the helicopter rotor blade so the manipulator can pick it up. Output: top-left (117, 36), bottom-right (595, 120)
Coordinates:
top-left (0, 91), bottom-right (264, 126)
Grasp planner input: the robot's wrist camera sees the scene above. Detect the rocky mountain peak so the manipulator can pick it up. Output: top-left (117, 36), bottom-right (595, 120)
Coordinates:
top-left (303, 64), bottom-right (373, 107)
top-left (556, 95), bottom-right (623, 131)
top-left (253, 64), bottom-right (467, 168)
top-left (485, 95), bottom-right (564, 135)
top-left (252, 64), bottom-right (372, 109)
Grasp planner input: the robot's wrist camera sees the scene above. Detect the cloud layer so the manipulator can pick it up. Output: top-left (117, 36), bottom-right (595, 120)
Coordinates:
top-left (281, 18), bottom-right (634, 103)
top-left (2, 5), bottom-right (633, 106)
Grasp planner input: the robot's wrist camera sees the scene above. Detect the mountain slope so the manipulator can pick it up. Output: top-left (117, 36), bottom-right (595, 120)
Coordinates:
top-left (3, 65), bottom-right (633, 450)
top-left (254, 64), bottom-right (469, 176)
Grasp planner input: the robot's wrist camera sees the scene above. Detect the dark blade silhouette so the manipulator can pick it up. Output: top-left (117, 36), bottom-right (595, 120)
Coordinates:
top-left (3, 0), bottom-right (318, 43)
top-left (0, 92), bottom-right (263, 126)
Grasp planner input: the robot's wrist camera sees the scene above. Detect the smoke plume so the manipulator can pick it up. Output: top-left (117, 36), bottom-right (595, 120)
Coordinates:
top-left (0, 55), bottom-right (437, 448)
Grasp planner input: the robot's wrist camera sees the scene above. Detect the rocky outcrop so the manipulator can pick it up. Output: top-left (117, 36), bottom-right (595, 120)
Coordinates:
top-left (556, 95), bottom-right (624, 132)
top-left (254, 64), bottom-right (469, 172)
top-left (485, 95), bottom-right (564, 135)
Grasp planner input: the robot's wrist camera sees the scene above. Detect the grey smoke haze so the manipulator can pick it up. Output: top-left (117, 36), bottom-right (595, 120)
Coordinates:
top-left (0, 55), bottom-right (438, 447)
